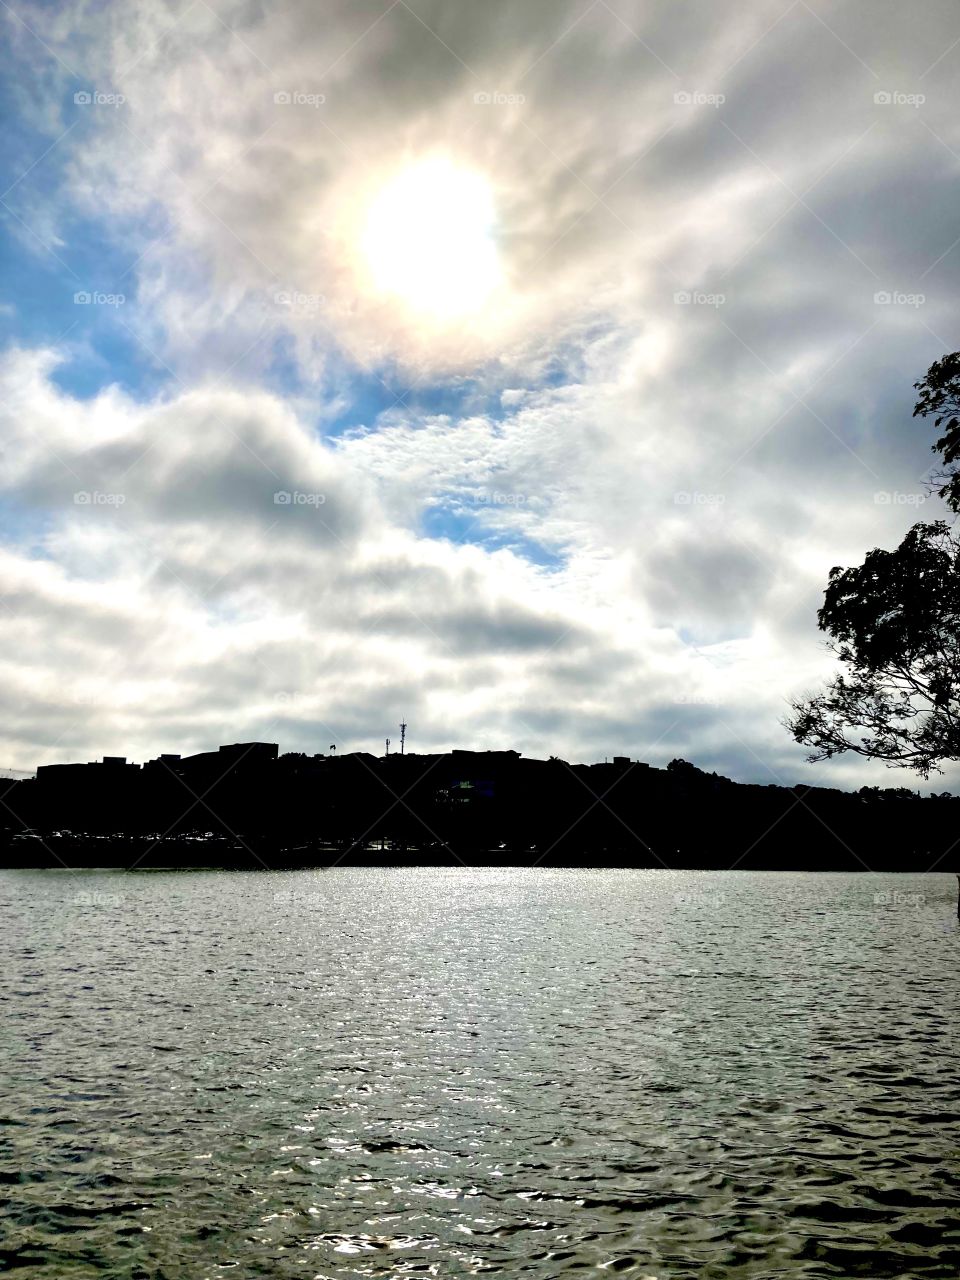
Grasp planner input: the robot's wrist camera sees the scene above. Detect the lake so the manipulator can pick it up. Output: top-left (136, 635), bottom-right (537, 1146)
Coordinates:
top-left (2, 868), bottom-right (959, 1278)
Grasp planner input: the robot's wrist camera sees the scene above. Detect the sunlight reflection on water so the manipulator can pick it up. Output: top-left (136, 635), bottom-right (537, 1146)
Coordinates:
top-left (2, 868), bottom-right (959, 1278)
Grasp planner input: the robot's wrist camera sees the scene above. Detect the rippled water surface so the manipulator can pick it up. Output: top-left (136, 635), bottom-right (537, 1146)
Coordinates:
top-left (2, 868), bottom-right (959, 1278)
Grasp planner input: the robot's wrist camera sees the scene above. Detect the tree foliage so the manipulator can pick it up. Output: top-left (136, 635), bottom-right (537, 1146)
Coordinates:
top-left (913, 351), bottom-right (960, 511)
top-left (786, 522), bottom-right (960, 775)
top-left (787, 352), bottom-right (960, 776)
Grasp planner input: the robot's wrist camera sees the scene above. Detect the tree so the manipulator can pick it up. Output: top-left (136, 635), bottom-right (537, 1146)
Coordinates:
top-left (913, 351), bottom-right (960, 510)
top-left (786, 520), bottom-right (960, 775)
top-left (787, 352), bottom-right (960, 776)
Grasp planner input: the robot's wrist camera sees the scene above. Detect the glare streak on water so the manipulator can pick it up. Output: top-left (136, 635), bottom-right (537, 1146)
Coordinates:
top-left (1, 868), bottom-right (959, 1279)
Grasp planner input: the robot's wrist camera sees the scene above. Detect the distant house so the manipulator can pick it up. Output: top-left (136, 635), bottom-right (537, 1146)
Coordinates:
top-left (37, 756), bottom-right (140, 782)
top-left (175, 742), bottom-right (279, 784)
top-left (217, 742), bottom-right (278, 765)
top-left (177, 742), bottom-right (277, 767)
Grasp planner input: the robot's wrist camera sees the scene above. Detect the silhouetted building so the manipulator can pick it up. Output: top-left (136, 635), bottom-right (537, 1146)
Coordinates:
top-left (6, 741), bottom-right (960, 871)
top-left (176, 742), bottom-right (278, 781)
top-left (37, 756), bottom-right (140, 781)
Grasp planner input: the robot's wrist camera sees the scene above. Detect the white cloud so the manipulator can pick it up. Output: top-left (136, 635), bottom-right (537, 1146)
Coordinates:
top-left (19, 0), bottom-right (947, 377)
top-left (2, 0), bottom-right (959, 788)
top-left (1, 345), bottom-right (955, 790)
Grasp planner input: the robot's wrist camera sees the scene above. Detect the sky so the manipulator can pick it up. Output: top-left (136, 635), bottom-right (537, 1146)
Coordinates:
top-left (0, 0), bottom-right (958, 788)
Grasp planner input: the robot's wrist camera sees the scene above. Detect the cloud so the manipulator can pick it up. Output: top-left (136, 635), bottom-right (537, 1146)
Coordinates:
top-left (2, 0), bottom-right (960, 790)
top-left (1, 345), bottom-right (955, 790)
top-left (13, 0), bottom-right (946, 379)
top-left (0, 350), bottom-right (660, 767)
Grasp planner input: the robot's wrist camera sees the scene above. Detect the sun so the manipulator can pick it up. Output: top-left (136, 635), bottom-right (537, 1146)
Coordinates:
top-left (360, 156), bottom-right (501, 320)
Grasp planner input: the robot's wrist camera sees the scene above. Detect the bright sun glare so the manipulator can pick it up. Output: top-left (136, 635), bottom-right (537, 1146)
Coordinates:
top-left (361, 157), bottom-right (501, 320)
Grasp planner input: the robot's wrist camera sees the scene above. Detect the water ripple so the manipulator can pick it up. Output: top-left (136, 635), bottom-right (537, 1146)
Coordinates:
top-left (1, 867), bottom-right (959, 1278)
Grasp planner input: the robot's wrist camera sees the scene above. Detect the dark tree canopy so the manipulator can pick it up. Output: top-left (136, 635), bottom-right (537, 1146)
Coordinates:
top-left (786, 522), bottom-right (960, 775)
top-left (914, 351), bottom-right (960, 511)
top-left (788, 352), bottom-right (960, 776)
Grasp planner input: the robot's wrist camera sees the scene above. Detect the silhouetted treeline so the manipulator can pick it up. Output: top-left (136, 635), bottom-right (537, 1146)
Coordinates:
top-left (0, 744), bottom-right (955, 870)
